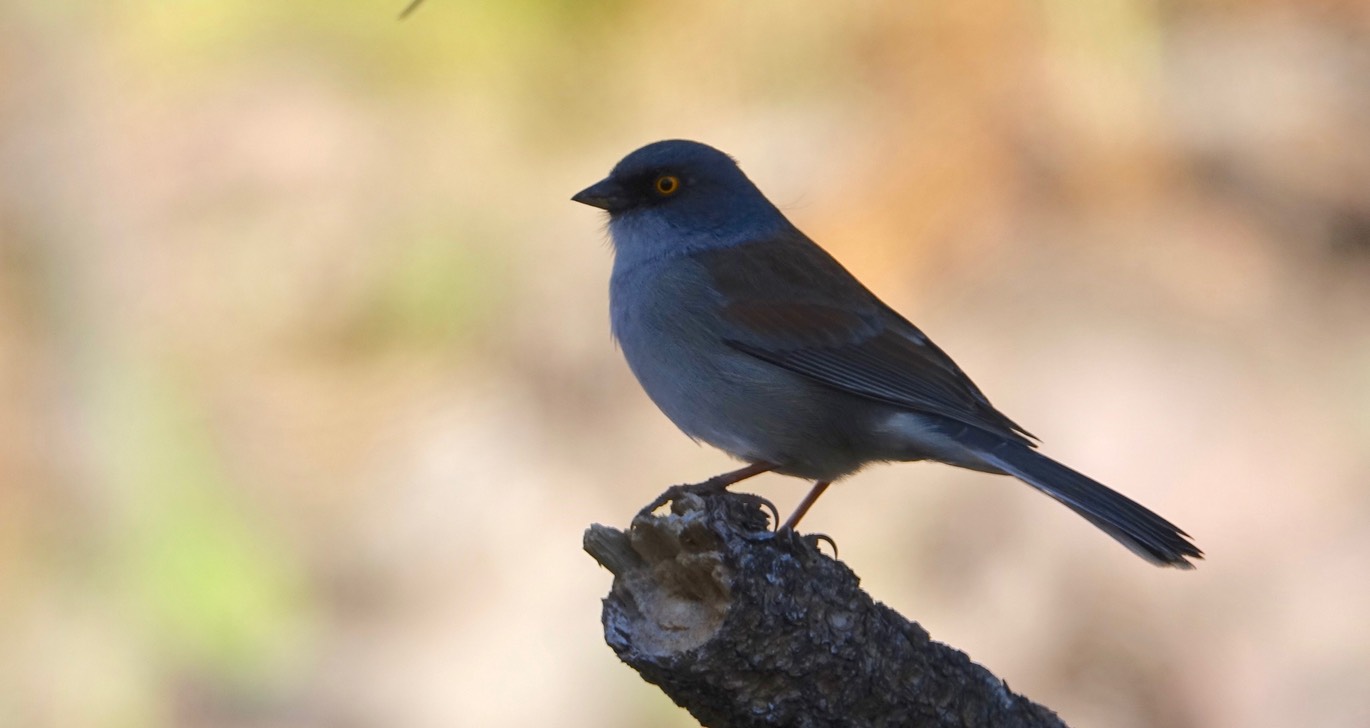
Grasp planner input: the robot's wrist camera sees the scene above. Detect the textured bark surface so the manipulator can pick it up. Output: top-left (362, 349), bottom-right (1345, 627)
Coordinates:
top-left (583, 487), bottom-right (1068, 728)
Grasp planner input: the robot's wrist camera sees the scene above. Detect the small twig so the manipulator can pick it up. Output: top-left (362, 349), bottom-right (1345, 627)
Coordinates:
top-left (398, 0), bottom-right (425, 20)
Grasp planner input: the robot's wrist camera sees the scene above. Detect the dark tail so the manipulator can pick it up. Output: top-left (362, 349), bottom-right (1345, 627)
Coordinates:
top-left (969, 435), bottom-right (1202, 568)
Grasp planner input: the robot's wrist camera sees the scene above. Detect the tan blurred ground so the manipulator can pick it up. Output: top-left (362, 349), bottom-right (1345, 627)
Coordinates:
top-left (1, 2), bottom-right (1368, 727)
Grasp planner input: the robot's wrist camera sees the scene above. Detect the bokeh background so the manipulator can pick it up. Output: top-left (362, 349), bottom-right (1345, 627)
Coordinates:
top-left (2, 1), bottom-right (1369, 726)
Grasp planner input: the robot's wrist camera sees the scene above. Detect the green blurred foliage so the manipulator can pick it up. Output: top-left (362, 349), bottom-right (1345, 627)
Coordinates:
top-left (106, 359), bottom-right (303, 679)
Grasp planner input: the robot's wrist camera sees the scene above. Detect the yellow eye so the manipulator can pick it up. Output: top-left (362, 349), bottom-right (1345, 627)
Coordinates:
top-left (654, 174), bottom-right (680, 196)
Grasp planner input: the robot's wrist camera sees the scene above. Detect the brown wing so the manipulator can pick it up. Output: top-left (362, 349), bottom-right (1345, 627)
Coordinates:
top-left (694, 230), bottom-right (1035, 444)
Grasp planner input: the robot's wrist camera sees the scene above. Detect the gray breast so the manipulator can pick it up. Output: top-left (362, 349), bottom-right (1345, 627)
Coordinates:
top-left (610, 257), bottom-right (877, 480)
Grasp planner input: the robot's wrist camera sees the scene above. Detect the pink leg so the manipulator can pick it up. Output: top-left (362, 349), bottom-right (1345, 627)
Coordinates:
top-left (705, 461), bottom-right (776, 489)
top-left (780, 481), bottom-right (831, 531)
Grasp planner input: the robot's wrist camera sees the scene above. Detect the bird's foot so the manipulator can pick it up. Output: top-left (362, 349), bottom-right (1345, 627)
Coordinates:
top-left (636, 479), bottom-right (777, 522)
top-left (636, 479), bottom-right (780, 537)
top-left (636, 480), bottom-right (720, 520)
top-left (636, 462), bottom-right (777, 522)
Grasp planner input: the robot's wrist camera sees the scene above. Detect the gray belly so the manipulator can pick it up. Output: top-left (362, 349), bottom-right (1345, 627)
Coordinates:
top-left (611, 264), bottom-right (881, 481)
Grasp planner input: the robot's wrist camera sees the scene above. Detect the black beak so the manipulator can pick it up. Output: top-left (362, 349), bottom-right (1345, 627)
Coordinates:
top-left (571, 177), bottom-right (627, 212)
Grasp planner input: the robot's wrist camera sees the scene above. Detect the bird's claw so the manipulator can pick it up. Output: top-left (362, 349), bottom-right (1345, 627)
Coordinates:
top-left (773, 527), bottom-right (839, 558)
top-left (724, 491), bottom-right (780, 532)
top-left (805, 532), bottom-right (839, 557)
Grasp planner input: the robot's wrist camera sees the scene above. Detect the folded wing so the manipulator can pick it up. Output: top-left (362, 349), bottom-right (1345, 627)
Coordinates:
top-left (694, 231), bottom-right (1035, 445)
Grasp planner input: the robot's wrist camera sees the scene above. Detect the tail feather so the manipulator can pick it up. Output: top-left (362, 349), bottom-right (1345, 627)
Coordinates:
top-left (970, 436), bottom-right (1202, 568)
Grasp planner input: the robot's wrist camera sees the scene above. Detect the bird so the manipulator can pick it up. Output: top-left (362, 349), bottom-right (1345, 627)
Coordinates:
top-left (572, 139), bottom-right (1201, 568)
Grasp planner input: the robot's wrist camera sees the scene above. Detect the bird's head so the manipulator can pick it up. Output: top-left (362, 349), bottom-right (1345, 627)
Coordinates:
top-left (573, 140), bottom-right (787, 259)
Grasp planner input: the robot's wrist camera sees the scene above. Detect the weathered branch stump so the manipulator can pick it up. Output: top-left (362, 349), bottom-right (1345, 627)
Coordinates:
top-left (583, 486), bottom-right (1067, 728)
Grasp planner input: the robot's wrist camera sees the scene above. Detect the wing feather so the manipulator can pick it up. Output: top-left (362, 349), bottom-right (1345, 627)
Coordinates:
top-left (694, 231), bottom-right (1035, 444)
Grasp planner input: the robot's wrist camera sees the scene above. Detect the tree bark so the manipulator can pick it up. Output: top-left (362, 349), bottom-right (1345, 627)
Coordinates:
top-left (583, 486), bottom-right (1068, 728)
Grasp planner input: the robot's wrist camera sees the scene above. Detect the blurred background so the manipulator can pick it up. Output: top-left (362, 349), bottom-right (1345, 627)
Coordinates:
top-left (2, 1), bottom-right (1368, 726)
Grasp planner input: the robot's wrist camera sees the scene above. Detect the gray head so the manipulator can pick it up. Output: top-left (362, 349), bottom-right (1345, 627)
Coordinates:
top-left (573, 140), bottom-right (789, 259)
